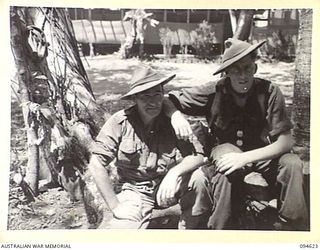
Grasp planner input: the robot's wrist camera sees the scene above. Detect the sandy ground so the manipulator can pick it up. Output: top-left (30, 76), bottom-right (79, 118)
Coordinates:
top-left (84, 54), bottom-right (295, 106)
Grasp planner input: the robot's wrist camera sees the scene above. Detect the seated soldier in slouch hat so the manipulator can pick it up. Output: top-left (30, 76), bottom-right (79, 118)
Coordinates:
top-left (89, 65), bottom-right (211, 229)
top-left (163, 38), bottom-right (308, 230)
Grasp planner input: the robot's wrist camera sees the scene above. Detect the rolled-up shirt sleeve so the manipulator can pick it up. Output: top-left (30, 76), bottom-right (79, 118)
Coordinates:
top-left (91, 114), bottom-right (121, 161)
top-left (168, 82), bottom-right (215, 116)
top-left (267, 85), bottom-right (293, 140)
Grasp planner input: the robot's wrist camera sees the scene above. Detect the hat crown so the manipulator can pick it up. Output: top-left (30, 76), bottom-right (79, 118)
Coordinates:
top-left (222, 38), bottom-right (251, 63)
top-left (121, 64), bottom-right (175, 99)
top-left (130, 65), bottom-right (161, 89)
top-left (213, 38), bottom-right (266, 75)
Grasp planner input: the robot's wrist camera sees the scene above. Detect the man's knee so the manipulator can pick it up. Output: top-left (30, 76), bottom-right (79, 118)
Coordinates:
top-left (179, 169), bottom-right (212, 216)
top-left (210, 143), bottom-right (242, 161)
top-left (188, 168), bottom-right (209, 191)
top-left (278, 153), bottom-right (304, 183)
top-left (205, 143), bottom-right (244, 182)
top-left (181, 169), bottom-right (211, 204)
top-left (279, 153), bottom-right (303, 174)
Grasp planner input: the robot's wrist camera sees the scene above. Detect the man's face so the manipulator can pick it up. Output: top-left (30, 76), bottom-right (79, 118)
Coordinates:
top-left (135, 84), bottom-right (164, 120)
top-left (226, 55), bottom-right (256, 94)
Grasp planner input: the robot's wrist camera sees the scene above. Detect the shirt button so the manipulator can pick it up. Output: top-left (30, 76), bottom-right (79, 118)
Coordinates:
top-left (236, 140), bottom-right (243, 147)
top-left (237, 130), bottom-right (244, 137)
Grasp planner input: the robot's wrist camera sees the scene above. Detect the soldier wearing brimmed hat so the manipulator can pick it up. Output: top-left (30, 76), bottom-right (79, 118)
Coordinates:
top-left (88, 65), bottom-right (211, 229)
top-left (164, 38), bottom-right (308, 230)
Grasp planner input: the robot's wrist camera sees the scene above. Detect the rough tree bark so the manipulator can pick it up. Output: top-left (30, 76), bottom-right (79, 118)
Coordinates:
top-left (10, 8), bottom-right (40, 197)
top-left (228, 10), bottom-right (237, 35)
top-left (291, 9), bottom-right (312, 226)
top-left (229, 10), bottom-right (254, 41)
top-left (10, 7), bottom-right (108, 228)
top-left (292, 9), bottom-right (312, 163)
top-left (233, 10), bottom-right (254, 41)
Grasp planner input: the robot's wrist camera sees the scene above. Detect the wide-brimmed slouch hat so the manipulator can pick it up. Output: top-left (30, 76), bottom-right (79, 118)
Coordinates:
top-left (213, 38), bottom-right (266, 75)
top-left (122, 64), bottom-right (176, 99)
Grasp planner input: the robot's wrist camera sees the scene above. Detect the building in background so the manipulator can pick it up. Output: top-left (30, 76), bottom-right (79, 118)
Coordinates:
top-left (253, 9), bottom-right (299, 60)
top-left (67, 8), bottom-right (299, 59)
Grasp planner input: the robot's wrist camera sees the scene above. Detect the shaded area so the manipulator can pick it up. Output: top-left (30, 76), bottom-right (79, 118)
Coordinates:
top-left (87, 68), bottom-right (134, 97)
top-left (8, 186), bottom-right (88, 230)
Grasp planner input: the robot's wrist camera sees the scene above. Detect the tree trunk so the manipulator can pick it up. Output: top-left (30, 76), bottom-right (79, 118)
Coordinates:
top-left (118, 9), bottom-right (158, 59)
top-left (228, 9), bottom-right (237, 35)
top-left (88, 8), bottom-right (96, 57)
top-left (10, 8), bottom-right (41, 195)
top-left (233, 10), bottom-right (254, 41)
top-left (10, 7), bottom-right (107, 227)
top-left (292, 9), bottom-right (312, 162)
top-left (291, 10), bottom-right (312, 226)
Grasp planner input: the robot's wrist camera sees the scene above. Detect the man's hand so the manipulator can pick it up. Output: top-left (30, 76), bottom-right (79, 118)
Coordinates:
top-left (171, 111), bottom-right (193, 140)
top-left (156, 170), bottom-right (181, 207)
top-left (216, 152), bottom-right (250, 175)
top-left (112, 202), bottom-right (142, 222)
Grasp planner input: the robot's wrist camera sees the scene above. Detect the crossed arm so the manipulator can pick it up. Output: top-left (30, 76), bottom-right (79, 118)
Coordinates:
top-left (89, 151), bottom-right (203, 220)
top-left (162, 96), bottom-right (294, 175)
top-left (215, 131), bottom-right (293, 175)
top-left (156, 154), bottom-right (203, 207)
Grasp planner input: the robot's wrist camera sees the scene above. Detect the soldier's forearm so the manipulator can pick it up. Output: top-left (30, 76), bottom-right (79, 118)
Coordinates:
top-left (243, 131), bottom-right (293, 164)
top-left (169, 154), bottom-right (203, 177)
top-left (88, 154), bottom-right (119, 211)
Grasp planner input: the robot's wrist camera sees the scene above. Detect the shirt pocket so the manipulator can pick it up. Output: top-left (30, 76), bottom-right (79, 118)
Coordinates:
top-left (118, 138), bottom-right (142, 167)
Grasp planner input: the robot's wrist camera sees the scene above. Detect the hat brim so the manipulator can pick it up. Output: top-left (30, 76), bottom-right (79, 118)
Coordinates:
top-left (121, 74), bottom-right (176, 99)
top-left (213, 40), bottom-right (266, 75)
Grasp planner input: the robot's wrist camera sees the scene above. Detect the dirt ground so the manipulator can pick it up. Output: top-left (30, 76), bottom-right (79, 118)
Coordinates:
top-left (8, 54), bottom-right (296, 230)
top-left (87, 54), bottom-right (294, 108)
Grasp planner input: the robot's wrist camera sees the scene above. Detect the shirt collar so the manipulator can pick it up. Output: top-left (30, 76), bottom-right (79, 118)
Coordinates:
top-left (126, 105), bottom-right (167, 132)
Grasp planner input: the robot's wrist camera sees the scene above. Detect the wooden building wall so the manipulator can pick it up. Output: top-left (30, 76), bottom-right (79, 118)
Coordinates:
top-left (69, 9), bottom-right (226, 46)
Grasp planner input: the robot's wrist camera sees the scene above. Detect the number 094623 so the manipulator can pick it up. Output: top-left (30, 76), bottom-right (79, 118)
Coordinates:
top-left (300, 244), bottom-right (319, 248)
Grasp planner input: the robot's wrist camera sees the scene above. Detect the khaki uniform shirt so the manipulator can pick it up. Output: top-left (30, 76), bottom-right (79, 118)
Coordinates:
top-left (91, 106), bottom-right (204, 182)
